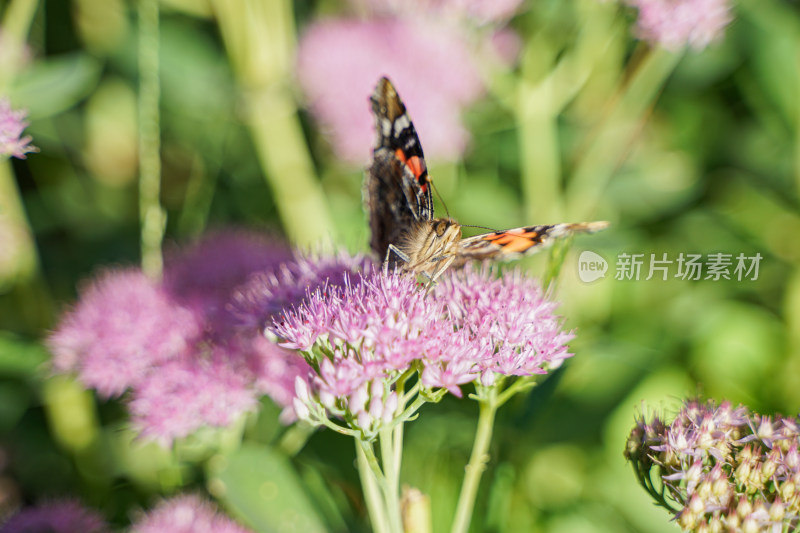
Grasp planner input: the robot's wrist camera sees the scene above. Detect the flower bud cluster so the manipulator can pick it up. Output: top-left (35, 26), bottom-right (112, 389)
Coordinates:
top-left (626, 399), bottom-right (800, 532)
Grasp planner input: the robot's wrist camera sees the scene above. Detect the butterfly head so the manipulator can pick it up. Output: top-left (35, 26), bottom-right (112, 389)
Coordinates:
top-left (399, 218), bottom-right (462, 282)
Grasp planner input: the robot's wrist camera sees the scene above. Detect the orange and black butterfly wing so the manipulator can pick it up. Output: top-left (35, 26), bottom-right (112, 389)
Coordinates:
top-left (456, 222), bottom-right (609, 262)
top-left (365, 77), bottom-right (433, 266)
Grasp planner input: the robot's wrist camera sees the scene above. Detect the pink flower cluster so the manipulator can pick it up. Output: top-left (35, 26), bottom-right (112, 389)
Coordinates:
top-left (48, 230), bottom-right (316, 445)
top-left (276, 265), bottom-right (573, 437)
top-left (625, 0), bottom-right (733, 50)
top-left (50, 235), bottom-right (573, 444)
top-left (0, 98), bottom-right (36, 159)
top-left (626, 399), bottom-right (800, 531)
top-left (295, 0), bottom-right (523, 165)
top-left (1, 495), bottom-right (252, 533)
top-left (0, 499), bottom-right (108, 533)
top-left (131, 495), bottom-right (252, 533)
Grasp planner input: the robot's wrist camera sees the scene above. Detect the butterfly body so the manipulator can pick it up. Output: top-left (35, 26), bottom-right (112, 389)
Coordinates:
top-left (365, 77), bottom-right (608, 281)
top-left (396, 218), bottom-right (463, 281)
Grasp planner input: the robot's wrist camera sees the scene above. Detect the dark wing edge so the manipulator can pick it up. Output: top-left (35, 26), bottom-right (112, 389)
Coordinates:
top-left (455, 221), bottom-right (610, 262)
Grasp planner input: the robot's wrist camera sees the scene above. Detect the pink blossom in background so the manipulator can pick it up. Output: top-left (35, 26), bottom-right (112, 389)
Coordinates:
top-left (128, 348), bottom-right (259, 446)
top-left (0, 98), bottom-right (36, 159)
top-left (48, 269), bottom-right (201, 398)
top-left (130, 495), bottom-right (252, 533)
top-left (1, 499), bottom-right (108, 533)
top-left (246, 335), bottom-right (311, 424)
top-left (296, 18), bottom-right (484, 165)
top-left (47, 232), bottom-right (317, 445)
top-left (229, 252), bottom-right (374, 334)
top-left (626, 399), bottom-right (800, 531)
top-left (625, 0), bottom-right (733, 50)
top-left (162, 229), bottom-right (292, 326)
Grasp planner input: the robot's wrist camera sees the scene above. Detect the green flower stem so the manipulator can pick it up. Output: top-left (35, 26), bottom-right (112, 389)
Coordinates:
top-left (0, 0), bottom-right (53, 333)
top-left (496, 377), bottom-right (537, 408)
top-left (138, 0), bottom-right (165, 279)
top-left (450, 387), bottom-right (499, 533)
top-left (276, 423), bottom-right (314, 457)
top-left (512, 0), bottom-right (618, 222)
top-left (0, 0), bottom-right (37, 91)
top-left (211, 0), bottom-right (332, 247)
top-left (517, 39), bottom-right (563, 222)
top-left (380, 429), bottom-right (403, 533)
top-left (565, 46), bottom-right (683, 219)
top-left (0, 160), bottom-right (36, 282)
top-left (357, 440), bottom-right (391, 533)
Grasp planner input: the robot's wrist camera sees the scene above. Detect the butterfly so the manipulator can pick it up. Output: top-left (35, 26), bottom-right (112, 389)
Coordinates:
top-left (365, 77), bottom-right (608, 282)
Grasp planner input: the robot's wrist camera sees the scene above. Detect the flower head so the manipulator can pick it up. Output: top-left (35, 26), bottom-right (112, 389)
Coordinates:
top-left (0, 98), bottom-right (36, 159)
top-left (128, 348), bottom-right (259, 446)
top-left (1, 499), bottom-right (108, 533)
top-left (229, 252), bottom-right (374, 334)
top-left (276, 264), bottom-right (574, 435)
top-left (432, 266), bottom-right (574, 384)
top-left (625, 399), bottom-right (800, 532)
top-left (48, 234), bottom-right (330, 445)
top-left (130, 495), bottom-right (252, 533)
top-left (162, 229), bottom-right (292, 328)
top-left (625, 0), bottom-right (733, 51)
top-left (48, 269), bottom-right (201, 398)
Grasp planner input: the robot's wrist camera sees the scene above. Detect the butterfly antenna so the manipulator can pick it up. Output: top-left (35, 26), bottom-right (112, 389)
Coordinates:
top-left (431, 181), bottom-right (451, 218)
top-left (460, 223), bottom-right (500, 233)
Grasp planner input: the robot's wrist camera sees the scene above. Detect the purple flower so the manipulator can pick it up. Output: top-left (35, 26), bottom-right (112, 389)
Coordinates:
top-left (625, 399), bottom-right (800, 531)
top-left (128, 347), bottom-right (259, 446)
top-left (229, 252), bottom-right (374, 334)
top-left (162, 229), bottom-right (292, 329)
top-left (431, 265), bottom-right (574, 385)
top-left (277, 271), bottom-right (443, 435)
top-left (0, 98), bottom-right (36, 159)
top-left (48, 269), bottom-right (202, 398)
top-left (48, 232), bottom-right (326, 445)
top-left (276, 263), bottom-right (575, 432)
top-left (246, 336), bottom-right (312, 424)
top-left (1, 499), bottom-right (108, 533)
top-left (625, 0), bottom-right (733, 51)
top-left (130, 495), bottom-right (252, 533)
top-left (296, 18), bottom-right (483, 164)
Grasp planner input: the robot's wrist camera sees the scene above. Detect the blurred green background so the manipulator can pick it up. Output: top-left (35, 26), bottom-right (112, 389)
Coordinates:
top-left (0, 0), bottom-right (798, 531)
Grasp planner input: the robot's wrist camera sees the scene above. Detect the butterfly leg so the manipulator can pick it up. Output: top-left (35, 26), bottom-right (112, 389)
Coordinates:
top-left (384, 244), bottom-right (411, 276)
top-left (422, 254), bottom-right (456, 292)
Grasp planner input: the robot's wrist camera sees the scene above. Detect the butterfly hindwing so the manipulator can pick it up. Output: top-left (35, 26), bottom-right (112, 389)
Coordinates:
top-left (366, 149), bottom-right (422, 266)
top-left (457, 222), bottom-right (610, 261)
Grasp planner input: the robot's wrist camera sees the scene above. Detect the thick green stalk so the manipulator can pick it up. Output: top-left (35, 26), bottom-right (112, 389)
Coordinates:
top-left (0, 0), bottom-right (52, 332)
top-left (450, 388), bottom-right (499, 533)
top-left (138, 0), bottom-right (165, 278)
top-left (380, 429), bottom-right (403, 533)
top-left (357, 440), bottom-right (391, 533)
top-left (211, 0), bottom-right (332, 247)
top-left (0, 0), bottom-right (37, 91)
top-left (565, 47), bottom-right (682, 219)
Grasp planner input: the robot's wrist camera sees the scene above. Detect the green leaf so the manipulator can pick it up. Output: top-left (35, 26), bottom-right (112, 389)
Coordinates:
top-left (0, 333), bottom-right (48, 377)
top-left (11, 54), bottom-right (102, 118)
top-left (208, 443), bottom-right (329, 533)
